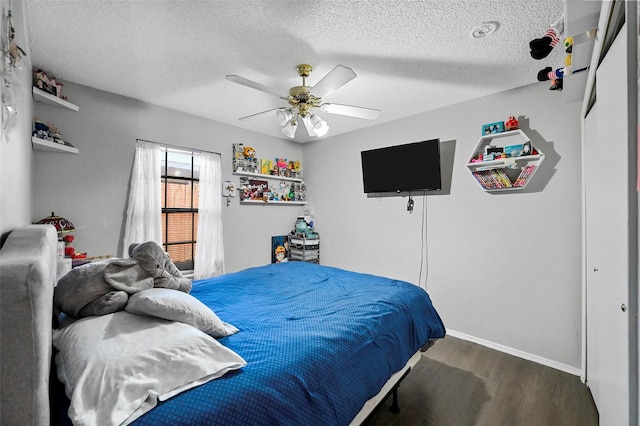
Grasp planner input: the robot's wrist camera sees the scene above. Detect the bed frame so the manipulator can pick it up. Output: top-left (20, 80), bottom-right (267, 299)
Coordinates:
top-left (0, 225), bottom-right (431, 425)
top-left (0, 225), bottom-right (57, 425)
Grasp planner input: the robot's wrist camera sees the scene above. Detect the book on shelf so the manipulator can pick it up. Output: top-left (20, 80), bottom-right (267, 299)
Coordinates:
top-left (514, 165), bottom-right (536, 187)
top-left (472, 170), bottom-right (494, 189)
top-left (495, 169), bottom-right (512, 188)
top-left (260, 159), bottom-right (273, 175)
top-left (472, 169), bottom-right (514, 189)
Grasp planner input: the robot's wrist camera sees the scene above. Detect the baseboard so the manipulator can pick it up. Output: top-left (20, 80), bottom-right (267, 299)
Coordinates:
top-left (445, 329), bottom-right (583, 377)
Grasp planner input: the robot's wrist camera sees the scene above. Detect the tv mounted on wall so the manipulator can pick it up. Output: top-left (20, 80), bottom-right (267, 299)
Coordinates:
top-left (361, 139), bottom-right (442, 193)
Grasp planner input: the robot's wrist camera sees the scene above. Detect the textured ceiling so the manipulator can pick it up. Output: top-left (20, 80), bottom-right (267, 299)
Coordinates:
top-left (25, 0), bottom-right (565, 143)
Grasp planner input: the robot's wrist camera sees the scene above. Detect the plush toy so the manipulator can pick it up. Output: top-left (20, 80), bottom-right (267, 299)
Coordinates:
top-left (549, 79), bottom-right (563, 91)
top-left (243, 146), bottom-right (255, 158)
top-left (529, 15), bottom-right (564, 60)
top-left (564, 36), bottom-right (573, 66)
top-left (276, 158), bottom-right (287, 169)
top-left (537, 66), bottom-right (569, 82)
top-left (275, 158), bottom-right (287, 175)
top-left (54, 241), bottom-right (192, 318)
top-left (537, 36), bottom-right (577, 91)
top-left (123, 242), bottom-right (192, 292)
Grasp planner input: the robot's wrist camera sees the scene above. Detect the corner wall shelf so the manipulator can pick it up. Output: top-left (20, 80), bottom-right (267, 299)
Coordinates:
top-left (32, 136), bottom-right (79, 154)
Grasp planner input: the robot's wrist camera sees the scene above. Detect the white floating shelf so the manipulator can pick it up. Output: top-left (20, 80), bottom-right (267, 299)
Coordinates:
top-left (32, 87), bottom-right (79, 111)
top-left (466, 154), bottom-right (543, 169)
top-left (233, 171), bottom-right (303, 182)
top-left (240, 200), bottom-right (307, 205)
top-left (32, 136), bottom-right (79, 154)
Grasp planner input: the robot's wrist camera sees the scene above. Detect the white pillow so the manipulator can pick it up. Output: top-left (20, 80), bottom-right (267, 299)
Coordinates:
top-left (53, 311), bottom-right (246, 426)
top-left (125, 288), bottom-right (239, 337)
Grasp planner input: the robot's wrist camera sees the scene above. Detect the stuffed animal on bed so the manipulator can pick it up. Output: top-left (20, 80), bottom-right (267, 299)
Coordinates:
top-left (54, 241), bottom-right (192, 319)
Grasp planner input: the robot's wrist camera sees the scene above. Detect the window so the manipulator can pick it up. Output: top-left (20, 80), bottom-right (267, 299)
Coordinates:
top-left (124, 140), bottom-right (223, 278)
top-left (161, 148), bottom-right (200, 272)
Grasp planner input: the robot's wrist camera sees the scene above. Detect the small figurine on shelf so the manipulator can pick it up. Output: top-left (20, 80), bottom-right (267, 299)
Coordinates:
top-left (240, 185), bottom-right (251, 200)
top-left (505, 116), bottom-right (519, 131)
top-left (233, 143), bottom-right (245, 159)
top-left (33, 68), bottom-right (64, 98)
top-left (282, 160), bottom-right (303, 179)
top-left (288, 184), bottom-right (296, 201)
top-left (243, 146), bottom-right (255, 158)
top-left (63, 234), bottom-right (75, 258)
top-left (232, 143), bottom-right (245, 172)
top-left (275, 158), bottom-right (287, 176)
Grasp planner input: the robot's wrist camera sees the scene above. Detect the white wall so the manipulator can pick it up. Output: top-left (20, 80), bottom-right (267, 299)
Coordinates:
top-left (31, 81), bottom-right (304, 272)
top-left (0, 0), bottom-right (584, 371)
top-left (303, 83), bottom-right (583, 371)
top-left (0, 0), bottom-right (33, 236)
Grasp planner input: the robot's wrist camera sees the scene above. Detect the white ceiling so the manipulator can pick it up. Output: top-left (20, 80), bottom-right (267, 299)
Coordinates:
top-left (25, 0), bottom-right (565, 143)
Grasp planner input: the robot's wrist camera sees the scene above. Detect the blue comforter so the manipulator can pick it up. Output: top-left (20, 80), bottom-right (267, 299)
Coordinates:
top-left (134, 262), bottom-right (445, 425)
top-left (53, 262), bottom-right (445, 425)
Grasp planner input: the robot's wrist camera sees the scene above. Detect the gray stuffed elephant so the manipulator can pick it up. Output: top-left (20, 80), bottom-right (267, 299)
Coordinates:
top-left (54, 241), bottom-right (192, 319)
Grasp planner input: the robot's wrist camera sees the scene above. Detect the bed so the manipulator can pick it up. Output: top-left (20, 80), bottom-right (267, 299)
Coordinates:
top-left (0, 225), bottom-right (446, 426)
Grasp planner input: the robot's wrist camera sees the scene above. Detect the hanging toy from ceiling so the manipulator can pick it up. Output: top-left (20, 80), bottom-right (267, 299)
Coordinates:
top-left (537, 66), bottom-right (568, 91)
top-left (529, 14), bottom-right (594, 92)
top-left (529, 14), bottom-right (567, 91)
top-left (529, 14), bottom-right (564, 60)
top-left (536, 36), bottom-right (588, 92)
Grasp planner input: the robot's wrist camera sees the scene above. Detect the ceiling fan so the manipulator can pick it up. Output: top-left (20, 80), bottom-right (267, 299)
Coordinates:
top-left (225, 64), bottom-right (380, 138)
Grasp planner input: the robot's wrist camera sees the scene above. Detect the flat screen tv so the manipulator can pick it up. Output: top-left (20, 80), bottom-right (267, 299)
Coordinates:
top-left (361, 139), bottom-right (441, 193)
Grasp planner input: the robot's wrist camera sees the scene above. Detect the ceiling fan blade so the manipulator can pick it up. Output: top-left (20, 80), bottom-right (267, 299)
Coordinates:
top-left (301, 116), bottom-right (315, 137)
top-left (320, 103), bottom-right (381, 120)
top-left (225, 75), bottom-right (284, 98)
top-left (238, 108), bottom-right (280, 121)
top-left (311, 65), bottom-right (357, 99)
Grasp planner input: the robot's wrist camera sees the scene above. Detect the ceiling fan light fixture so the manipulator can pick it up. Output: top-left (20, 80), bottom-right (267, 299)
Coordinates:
top-left (274, 108), bottom-right (293, 127)
top-left (227, 64), bottom-right (380, 140)
top-left (310, 114), bottom-right (329, 137)
top-left (282, 120), bottom-right (298, 138)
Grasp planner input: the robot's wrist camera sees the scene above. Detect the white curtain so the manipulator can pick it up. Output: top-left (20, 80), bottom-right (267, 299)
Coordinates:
top-left (194, 152), bottom-right (225, 279)
top-left (122, 141), bottom-right (162, 255)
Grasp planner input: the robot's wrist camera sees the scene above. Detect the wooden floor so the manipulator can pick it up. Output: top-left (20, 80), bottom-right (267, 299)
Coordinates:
top-left (363, 336), bottom-right (598, 426)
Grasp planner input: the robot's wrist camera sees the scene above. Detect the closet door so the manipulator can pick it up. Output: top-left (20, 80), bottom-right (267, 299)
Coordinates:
top-left (586, 25), bottom-right (631, 425)
top-left (584, 105), bottom-right (601, 408)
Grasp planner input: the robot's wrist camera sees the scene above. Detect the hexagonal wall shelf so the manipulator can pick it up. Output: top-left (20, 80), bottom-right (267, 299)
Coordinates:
top-left (466, 129), bottom-right (544, 192)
